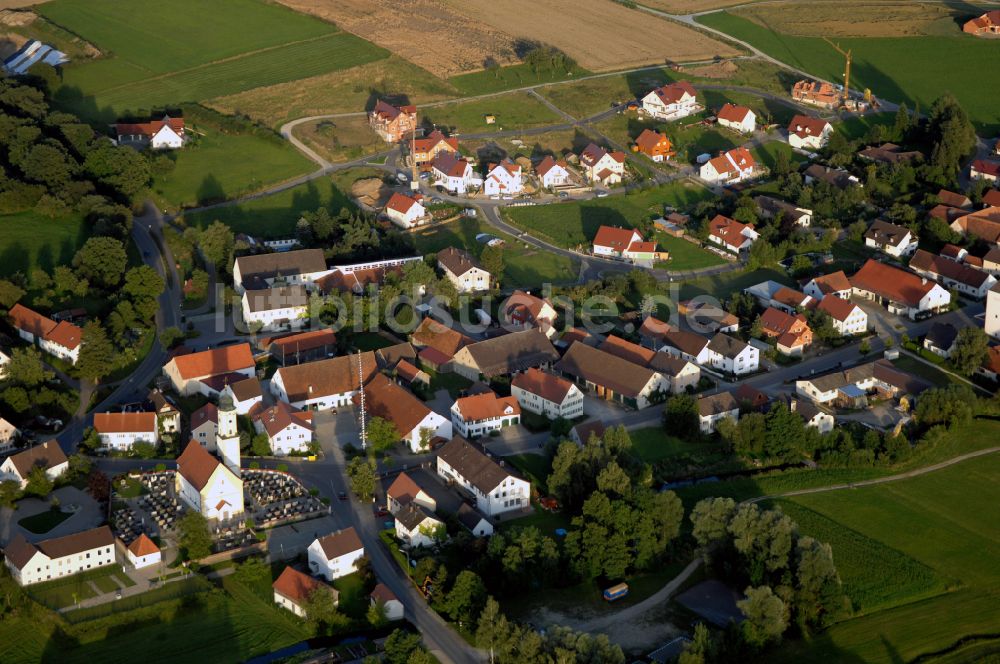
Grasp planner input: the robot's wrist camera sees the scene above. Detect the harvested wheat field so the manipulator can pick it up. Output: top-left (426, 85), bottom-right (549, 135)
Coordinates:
top-left (642, 0), bottom-right (760, 13)
top-left (440, 0), bottom-right (740, 71)
top-left (734, 1), bottom-right (963, 37)
top-left (275, 0), bottom-right (520, 78)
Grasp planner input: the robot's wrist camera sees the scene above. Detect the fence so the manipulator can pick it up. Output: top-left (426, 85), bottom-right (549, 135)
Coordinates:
top-left (196, 540), bottom-right (267, 567)
top-left (61, 576), bottom-right (209, 623)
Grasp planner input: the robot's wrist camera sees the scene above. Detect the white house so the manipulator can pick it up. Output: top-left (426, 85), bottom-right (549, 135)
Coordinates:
top-left (579, 143), bottom-right (626, 186)
top-left (273, 566), bottom-right (336, 618)
top-left (971, 159), bottom-right (1000, 183)
top-left (162, 344), bottom-right (256, 397)
top-left (535, 156), bottom-right (571, 188)
top-left (502, 290), bottom-right (558, 338)
top-left (175, 440), bottom-right (244, 522)
top-left (787, 115), bottom-right (833, 150)
top-left (114, 115), bottom-right (185, 149)
top-left (394, 502), bottom-right (445, 548)
top-left (850, 259), bottom-right (951, 320)
top-left (8, 304), bottom-right (82, 365)
top-left (641, 81), bottom-right (699, 120)
top-left (0, 416), bottom-right (19, 452)
top-left (803, 271), bottom-right (853, 301)
top-left (125, 533), bottom-right (161, 569)
top-left (451, 391), bottom-right (520, 438)
top-left (233, 248), bottom-right (330, 294)
top-left (707, 215), bottom-right (758, 253)
top-left (923, 323), bottom-right (959, 358)
top-left (190, 403), bottom-right (219, 451)
top-left (755, 195), bottom-right (812, 227)
top-left (384, 193), bottom-right (427, 229)
top-left (432, 153), bottom-right (482, 194)
top-left (437, 246), bottom-right (491, 293)
top-left (909, 249), bottom-right (998, 299)
top-left (250, 401), bottom-right (314, 456)
top-left (3, 526), bottom-right (115, 586)
top-left (817, 295), bottom-right (868, 336)
top-left (592, 225), bottom-right (643, 259)
top-left (221, 377), bottom-right (263, 415)
top-left (659, 329), bottom-right (713, 365)
top-left (785, 397), bottom-right (834, 434)
top-left (0, 440), bottom-right (68, 488)
top-left (242, 285), bottom-right (309, 331)
top-left (706, 333), bottom-right (759, 376)
top-left (554, 341), bottom-right (671, 411)
top-left (699, 147), bottom-right (757, 184)
top-left (716, 103), bottom-right (756, 134)
top-left (270, 352), bottom-right (377, 410)
top-left (370, 583), bottom-right (404, 621)
top-left (457, 503), bottom-right (494, 538)
top-left (356, 374), bottom-right (452, 453)
top-left (93, 412), bottom-right (158, 451)
top-left (307, 528), bottom-right (365, 581)
top-left (865, 220), bottom-right (919, 258)
top-left (698, 392), bottom-right (740, 434)
top-left (386, 471), bottom-right (437, 514)
top-left (511, 367), bottom-right (584, 419)
top-left (483, 159), bottom-right (523, 197)
top-left (436, 436), bottom-right (530, 517)
top-left (986, 282), bottom-right (1000, 339)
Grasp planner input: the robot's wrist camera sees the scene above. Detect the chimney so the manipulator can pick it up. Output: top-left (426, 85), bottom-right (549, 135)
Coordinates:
top-left (789, 399), bottom-right (797, 412)
top-left (921, 277), bottom-right (927, 285)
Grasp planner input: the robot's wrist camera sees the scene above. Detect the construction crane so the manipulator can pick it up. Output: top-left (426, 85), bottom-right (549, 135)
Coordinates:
top-left (823, 37), bottom-right (852, 106)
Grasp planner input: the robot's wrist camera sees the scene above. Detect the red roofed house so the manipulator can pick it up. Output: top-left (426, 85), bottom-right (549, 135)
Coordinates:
top-left (503, 290), bottom-right (558, 338)
top-left (126, 533), bottom-right (161, 569)
top-left (759, 307), bottom-right (813, 356)
top-left (983, 189), bottom-right (1000, 208)
top-left (174, 440), bottom-right (244, 522)
top-left (950, 207), bottom-right (1000, 246)
top-left (93, 412), bottom-right (158, 451)
top-left (971, 159), bottom-right (1000, 184)
top-left (591, 225), bottom-right (662, 264)
top-left (909, 249), bottom-right (998, 299)
top-left (7, 303), bottom-right (82, 364)
top-left (964, 10), bottom-right (1000, 35)
top-left (817, 295), bottom-right (868, 336)
top-left (803, 271), bottom-right (852, 301)
top-left (114, 115), bottom-right (185, 149)
top-left (384, 192), bottom-right (427, 229)
top-left (787, 115), bottom-right (833, 150)
top-left (450, 391), bottom-right (520, 438)
top-left (716, 103), bottom-right (756, 134)
top-left (267, 329), bottom-right (337, 366)
top-left (511, 367), bottom-right (584, 419)
top-left (0, 439), bottom-right (68, 488)
top-left (250, 400), bottom-right (314, 456)
top-left (977, 345), bottom-right (1000, 382)
top-left (699, 147), bottom-right (757, 184)
top-left (483, 159), bottom-right (523, 197)
top-left (163, 343), bottom-right (256, 397)
top-left (641, 81), bottom-right (699, 120)
top-left (707, 214), bottom-right (759, 253)
top-left (791, 80), bottom-right (840, 109)
top-left (535, 155), bottom-right (572, 188)
top-left (633, 128), bottom-right (673, 162)
top-left (354, 373), bottom-right (451, 453)
top-left (850, 259), bottom-right (950, 319)
top-left (431, 153), bottom-right (482, 194)
top-left (579, 143), bottom-right (626, 186)
top-left (273, 566), bottom-right (336, 617)
top-left (368, 100), bottom-right (417, 143)
top-left (937, 189), bottom-right (973, 209)
top-left (370, 582), bottom-right (404, 621)
top-left (386, 471), bottom-right (437, 514)
top-left (411, 130), bottom-right (458, 169)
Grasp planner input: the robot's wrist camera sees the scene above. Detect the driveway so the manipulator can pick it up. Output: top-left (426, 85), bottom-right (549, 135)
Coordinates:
top-left (0, 486), bottom-right (104, 546)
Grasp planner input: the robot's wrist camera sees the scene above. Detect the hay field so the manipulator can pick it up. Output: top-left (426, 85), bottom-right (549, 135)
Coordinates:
top-left (642, 0), bottom-right (760, 12)
top-left (440, 0), bottom-right (739, 71)
top-left (734, 1), bottom-right (963, 37)
top-left (275, 0), bottom-right (521, 78)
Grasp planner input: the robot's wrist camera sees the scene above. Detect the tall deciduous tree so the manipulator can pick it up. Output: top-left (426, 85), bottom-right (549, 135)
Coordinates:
top-left (73, 236), bottom-right (127, 288)
top-left (663, 393), bottom-right (700, 440)
top-left (738, 585), bottom-right (790, 648)
top-left (198, 221), bottom-right (235, 269)
top-left (949, 327), bottom-right (988, 376)
top-left (4, 347), bottom-right (53, 388)
top-left (77, 321), bottom-right (116, 382)
top-left (178, 510), bottom-right (212, 560)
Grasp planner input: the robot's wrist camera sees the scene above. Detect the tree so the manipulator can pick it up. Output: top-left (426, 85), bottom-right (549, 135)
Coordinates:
top-left (346, 455), bottom-right (377, 500)
top-left (678, 623), bottom-right (715, 664)
top-left (303, 586), bottom-right (347, 631)
top-left (738, 586), bottom-right (789, 648)
top-left (4, 347), bottom-right (53, 387)
top-left (77, 321), bottom-right (117, 381)
top-left (925, 93), bottom-right (977, 185)
top-left (0, 480), bottom-right (21, 508)
top-left (123, 265), bottom-right (165, 319)
top-left (728, 504), bottom-right (796, 584)
top-left (21, 143), bottom-right (75, 187)
top-left (198, 221), bottom-right (235, 268)
top-left (0, 279), bottom-right (25, 308)
top-left (749, 314), bottom-right (763, 339)
top-left (1, 387), bottom-right (29, 413)
top-left (914, 385), bottom-right (975, 428)
top-left (178, 510), bottom-right (212, 560)
top-left (83, 141), bottom-right (151, 199)
top-left (949, 327), bottom-right (989, 375)
top-left (160, 326), bottom-right (183, 349)
top-left (251, 433), bottom-right (271, 456)
top-left (73, 236), bottom-right (127, 288)
top-left (384, 629), bottom-right (424, 664)
top-left (366, 416), bottom-right (400, 453)
top-left (24, 465), bottom-right (53, 498)
top-left (445, 570), bottom-right (487, 627)
top-left (476, 597), bottom-right (511, 661)
top-left (131, 440), bottom-right (158, 459)
top-left (859, 338), bottom-right (871, 355)
top-left (892, 103), bottom-right (911, 141)
top-left (663, 393), bottom-right (700, 440)
top-left (367, 599), bottom-right (389, 628)
top-left (480, 245), bottom-right (504, 287)
top-left (690, 497), bottom-right (737, 556)
top-left (794, 536), bottom-right (846, 628)
top-left (595, 460), bottom-right (631, 497)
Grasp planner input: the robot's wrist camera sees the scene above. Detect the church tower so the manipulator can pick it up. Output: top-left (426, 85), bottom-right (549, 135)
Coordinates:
top-left (216, 394), bottom-right (241, 476)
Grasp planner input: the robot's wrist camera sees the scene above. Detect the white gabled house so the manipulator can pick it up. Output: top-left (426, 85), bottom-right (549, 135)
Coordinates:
top-left (250, 401), bottom-right (314, 456)
top-left (707, 214), bottom-right (758, 253)
top-left (272, 566), bottom-right (336, 618)
top-left (370, 583), bottom-right (404, 621)
top-left (579, 143), bottom-right (626, 186)
top-left (162, 344), bottom-right (256, 397)
top-left (270, 352), bottom-right (377, 410)
top-left (307, 527), bottom-right (365, 581)
top-left (386, 471), bottom-right (437, 514)
top-left (716, 103), bottom-right (756, 134)
top-left (0, 440), bottom-right (68, 488)
top-left (93, 412), bottom-right (158, 451)
top-left (699, 147), bottom-right (757, 184)
top-left (436, 247), bottom-right (491, 293)
top-left (511, 367), bottom-right (584, 419)
top-left (436, 436), bottom-right (530, 517)
top-left (787, 115), bottom-right (833, 150)
top-left (4, 526), bottom-right (116, 586)
top-left (697, 392), bottom-right (740, 434)
top-left (641, 81), bottom-right (699, 120)
top-left (125, 533), bottom-right (161, 569)
top-left (384, 193), bottom-right (427, 229)
top-left (450, 391), bottom-right (521, 438)
top-left (355, 374), bottom-right (452, 453)
top-left (233, 249), bottom-right (330, 294)
top-left (706, 333), bottom-right (759, 376)
top-left (864, 220), bottom-right (919, 258)
top-left (394, 503), bottom-right (445, 548)
top-left (221, 377), bottom-right (263, 415)
top-left (457, 503), bottom-right (494, 538)
top-left (535, 156), bottom-right (571, 188)
top-left (483, 159), bottom-right (523, 197)
top-left (241, 285), bottom-right (309, 332)
top-left (114, 115), bottom-right (185, 150)
top-left (432, 153), bottom-right (482, 194)
top-left (817, 295), bottom-right (868, 336)
top-left (8, 304), bottom-right (82, 365)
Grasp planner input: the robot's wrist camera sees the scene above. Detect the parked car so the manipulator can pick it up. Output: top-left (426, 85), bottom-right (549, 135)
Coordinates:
top-left (338, 491), bottom-right (348, 501)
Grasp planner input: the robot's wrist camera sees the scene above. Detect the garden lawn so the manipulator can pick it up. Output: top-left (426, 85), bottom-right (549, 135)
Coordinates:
top-left (891, 354), bottom-right (970, 390)
top-left (833, 113), bottom-right (897, 141)
top-left (0, 211), bottom-right (88, 279)
top-left (676, 266), bottom-right (792, 300)
top-left (422, 92), bottom-right (563, 134)
top-left (629, 427), bottom-right (725, 464)
top-left (750, 140), bottom-right (808, 172)
top-left (181, 177), bottom-right (353, 237)
top-left (654, 233), bottom-right (726, 271)
top-left (505, 453), bottom-right (553, 493)
top-left (349, 332), bottom-right (397, 352)
top-left (503, 182), bottom-right (715, 250)
top-left (449, 63), bottom-right (590, 97)
top-left (697, 11), bottom-right (1000, 131)
top-left (151, 130), bottom-right (313, 211)
top-left (18, 509), bottom-right (73, 534)
top-left (330, 572), bottom-right (368, 619)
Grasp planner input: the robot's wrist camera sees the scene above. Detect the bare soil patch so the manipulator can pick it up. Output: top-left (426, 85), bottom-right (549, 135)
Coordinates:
top-left (440, 0), bottom-right (739, 71)
top-left (274, 0), bottom-right (520, 78)
top-left (351, 177), bottom-right (390, 209)
top-left (686, 59), bottom-right (740, 79)
top-left (296, 115), bottom-right (386, 164)
top-left (735, 1), bottom-right (962, 37)
top-left (642, 0), bottom-right (758, 13)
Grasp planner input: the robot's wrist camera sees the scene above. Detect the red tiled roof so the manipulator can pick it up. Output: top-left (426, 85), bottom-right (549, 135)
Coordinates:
top-left (598, 335), bottom-right (655, 366)
top-left (816, 295), bottom-right (858, 322)
top-left (274, 352), bottom-right (377, 403)
top-left (535, 155), bottom-right (567, 178)
top-left (984, 189), bottom-right (1000, 208)
top-left (387, 471), bottom-right (427, 505)
top-left (972, 160), bottom-right (1000, 177)
top-left (910, 249), bottom-right (993, 289)
top-left (354, 373), bottom-right (431, 437)
top-left (412, 130), bottom-right (458, 153)
top-left (251, 400), bottom-right (313, 437)
top-left (432, 153), bottom-right (470, 178)
top-left (8, 303), bottom-right (55, 338)
top-left (168, 344), bottom-right (254, 380)
top-left (511, 367), bottom-right (575, 404)
top-left (127, 533), bottom-right (160, 557)
top-left (93, 412), bottom-right (156, 433)
top-left (593, 225), bottom-right (641, 251)
top-left (717, 103), bottom-right (752, 123)
top-left (395, 359), bottom-right (425, 383)
top-left (272, 566), bottom-right (327, 604)
top-left (453, 391), bottom-right (520, 421)
top-left (638, 316), bottom-right (673, 342)
top-left (176, 440), bottom-right (223, 491)
top-left (651, 80), bottom-right (697, 104)
top-left (759, 307), bottom-right (807, 337)
top-left (46, 320), bottom-right (82, 350)
top-left (370, 582), bottom-right (398, 604)
top-left (937, 189), bottom-right (972, 209)
top-left (270, 329), bottom-right (337, 354)
top-left (708, 214), bottom-right (754, 248)
top-left (788, 114), bottom-right (831, 139)
top-left (634, 128), bottom-right (671, 155)
top-left (411, 317), bottom-right (470, 357)
top-left (773, 286), bottom-right (812, 310)
top-left (386, 192), bottom-right (421, 214)
top-left (6, 440), bottom-right (67, 478)
top-left (809, 271), bottom-right (851, 295)
top-left (850, 259), bottom-right (939, 307)
top-left (115, 115), bottom-right (184, 138)
top-left (315, 528), bottom-right (363, 560)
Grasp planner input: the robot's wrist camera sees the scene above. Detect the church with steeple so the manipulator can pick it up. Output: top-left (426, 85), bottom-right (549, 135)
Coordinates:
top-left (175, 394), bottom-right (244, 522)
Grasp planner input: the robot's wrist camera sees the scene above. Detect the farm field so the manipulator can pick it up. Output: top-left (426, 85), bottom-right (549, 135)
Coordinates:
top-left (0, 211), bottom-right (88, 278)
top-left (181, 177), bottom-right (352, 237)
top-left (642, 0), bottom-right (757, 12)
top-left (38, 0), bottom-right (388, 123)
top-left (770, 452), bottom-right (1000, 663)
top-left (421, 93), bottom-right (564, 135)
top-left (151, 129), bottom-right (314, 211)
top-left (296, 116), bottom-right (388, 164)
top-left (412, 217), bottom-right (579, 287)
top-left (207, 56), bottom-right (456, 128)
top-left (504, 182), bottom-right (714, 250)
top-left (448, 62), bottom-right (590, 97)
top-left (697, 11), bottom-right (1000, 131)
top-left (733, 1), bottom-right (966, 38)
